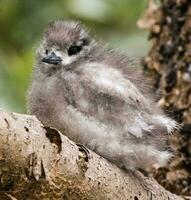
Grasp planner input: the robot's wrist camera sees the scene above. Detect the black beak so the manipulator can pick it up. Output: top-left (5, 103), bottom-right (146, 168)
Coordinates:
top-left (42, 52), bottom-right (62, 65)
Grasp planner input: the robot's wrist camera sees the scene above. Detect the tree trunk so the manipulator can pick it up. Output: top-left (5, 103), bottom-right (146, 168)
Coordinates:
top-left (0, 110), bottom-right (184, 199)
top-left (138, 0), bottom-right (191, 196)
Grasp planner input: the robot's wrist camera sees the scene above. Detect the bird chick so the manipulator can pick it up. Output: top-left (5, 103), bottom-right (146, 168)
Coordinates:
top-left (27, 20), bottom-right (178, 171)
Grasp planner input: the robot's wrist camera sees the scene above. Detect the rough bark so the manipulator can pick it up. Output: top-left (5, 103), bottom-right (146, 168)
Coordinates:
top-left (0, 109), bottom-right (184, 200)
top-left (138, 0), bottom-right (191, 196)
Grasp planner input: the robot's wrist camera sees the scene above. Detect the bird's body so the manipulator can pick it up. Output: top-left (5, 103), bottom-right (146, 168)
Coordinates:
top-left (28, 20), bottom-right (177, 170)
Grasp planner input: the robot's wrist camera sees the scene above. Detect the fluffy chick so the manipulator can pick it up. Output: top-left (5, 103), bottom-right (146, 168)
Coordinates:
top-left (27, 20), bottom-right (178, 170)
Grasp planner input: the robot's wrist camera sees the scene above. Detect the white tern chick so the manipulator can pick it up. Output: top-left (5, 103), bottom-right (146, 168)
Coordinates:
top-left (27, 20), bottom-right (178, 171)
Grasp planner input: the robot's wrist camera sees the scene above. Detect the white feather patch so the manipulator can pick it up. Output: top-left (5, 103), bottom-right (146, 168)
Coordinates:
top-left (152, 115), bottom-right (179, 133)
top-left (80, 63), bottom-right (148, 107)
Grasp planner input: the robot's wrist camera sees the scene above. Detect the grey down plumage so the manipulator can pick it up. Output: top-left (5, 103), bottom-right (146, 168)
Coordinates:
top-left (27, 20), bottom-right (178, 170)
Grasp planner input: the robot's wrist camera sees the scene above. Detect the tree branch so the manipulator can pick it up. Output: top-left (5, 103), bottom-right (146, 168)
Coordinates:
top-left (0, 110), bottom-right (183, 200)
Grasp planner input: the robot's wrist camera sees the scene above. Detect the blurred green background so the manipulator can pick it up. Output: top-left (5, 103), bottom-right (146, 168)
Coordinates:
top-left (0, 0), bottom-right (149, 113)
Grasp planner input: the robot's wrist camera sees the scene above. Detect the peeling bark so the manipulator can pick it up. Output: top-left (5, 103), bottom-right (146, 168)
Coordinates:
top-left (0, 110), bottom-right (184, 199)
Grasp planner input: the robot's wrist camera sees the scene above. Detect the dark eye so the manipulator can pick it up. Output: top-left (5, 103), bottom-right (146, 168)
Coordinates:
top-left (68, 45), bottom-right (82, 56)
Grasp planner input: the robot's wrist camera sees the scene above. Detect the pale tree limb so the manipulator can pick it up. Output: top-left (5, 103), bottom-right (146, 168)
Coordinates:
top-left (0, 110), bottom-right (184, 200)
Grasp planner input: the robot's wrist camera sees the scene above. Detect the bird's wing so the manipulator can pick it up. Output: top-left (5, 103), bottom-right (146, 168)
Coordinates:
top-left (75, 62), bottom-right (178, 138)
top-left (77, 62), bottom-right (149, 111)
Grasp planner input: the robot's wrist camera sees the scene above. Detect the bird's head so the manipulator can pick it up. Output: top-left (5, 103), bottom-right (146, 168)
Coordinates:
top-left (37, 20), bottom-right (93, 70)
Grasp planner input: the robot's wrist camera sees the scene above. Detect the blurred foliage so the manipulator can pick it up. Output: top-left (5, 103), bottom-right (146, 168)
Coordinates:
top-left (0, 0), bottom-right (148, 112)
